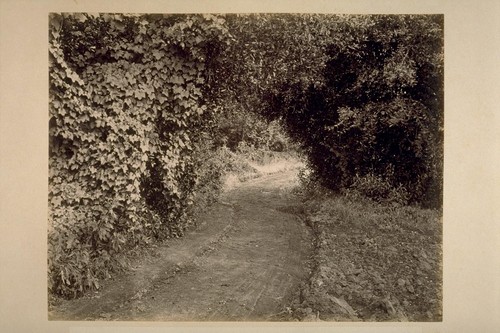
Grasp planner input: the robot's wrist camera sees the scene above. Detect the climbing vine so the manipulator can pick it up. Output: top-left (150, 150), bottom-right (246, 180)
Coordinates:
top-left (48, 13), bottom-right (230, 297)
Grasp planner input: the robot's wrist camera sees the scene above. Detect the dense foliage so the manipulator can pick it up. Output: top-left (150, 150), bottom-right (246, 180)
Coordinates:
top-left (206, 14), bottom-right (443, 206)
top-left (48, 13), bottom-right (230, 297)
top-left (262, 15), bottom-right (444, 207)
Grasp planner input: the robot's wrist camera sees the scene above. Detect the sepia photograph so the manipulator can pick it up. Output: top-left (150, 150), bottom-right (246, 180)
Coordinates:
top-left (1, 1), bottom-right (499, 332)
top-left (47, 13), bottom-right (443, 322)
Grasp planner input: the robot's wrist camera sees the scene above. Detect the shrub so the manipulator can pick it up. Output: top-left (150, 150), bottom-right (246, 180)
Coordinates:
top-left (344, 172), bottom-right (410, 206)
top-left (265, 15), bottom-right (443, 207)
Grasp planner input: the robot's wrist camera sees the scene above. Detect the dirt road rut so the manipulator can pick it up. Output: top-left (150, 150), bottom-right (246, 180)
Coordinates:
top-left (50, 169), bottom-right (313, 321)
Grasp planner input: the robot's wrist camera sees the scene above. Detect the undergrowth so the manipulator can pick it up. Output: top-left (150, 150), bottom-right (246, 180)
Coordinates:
top-left (289, 170), bottom-right (442, 321)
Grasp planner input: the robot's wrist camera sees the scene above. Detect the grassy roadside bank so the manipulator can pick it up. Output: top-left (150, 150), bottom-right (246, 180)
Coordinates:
top-left (287, 181), bottom-right (442, 322)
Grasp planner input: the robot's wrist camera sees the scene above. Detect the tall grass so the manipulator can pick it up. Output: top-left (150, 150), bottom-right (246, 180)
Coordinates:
top-left (291, 173), bottom-right (442, 321)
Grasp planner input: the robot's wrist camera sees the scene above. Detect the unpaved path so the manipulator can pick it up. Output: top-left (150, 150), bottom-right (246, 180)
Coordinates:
top-left (49, 168), bottom-right (313, 321)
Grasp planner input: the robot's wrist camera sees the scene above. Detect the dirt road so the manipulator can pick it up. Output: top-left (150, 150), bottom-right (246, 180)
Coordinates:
top-left (49, 168), bottom-right (313, 321)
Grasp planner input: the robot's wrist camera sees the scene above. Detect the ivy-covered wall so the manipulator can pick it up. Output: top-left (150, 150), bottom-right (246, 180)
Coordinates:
top-left (48, 13), bottom-right (230, 297)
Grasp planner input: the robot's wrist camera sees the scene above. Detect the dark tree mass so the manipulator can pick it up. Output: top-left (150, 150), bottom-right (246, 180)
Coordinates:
top-left (222, 15), bottom-right (443, 207)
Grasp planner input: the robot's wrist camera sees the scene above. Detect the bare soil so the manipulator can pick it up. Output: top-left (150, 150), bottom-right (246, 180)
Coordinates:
top-left (49, 168), bottom-right (314, 321)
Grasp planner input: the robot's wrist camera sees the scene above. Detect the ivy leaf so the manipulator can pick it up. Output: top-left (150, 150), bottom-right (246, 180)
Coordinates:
top-left (170, 75), bottom-right (185, 85)
top-left (134, 90), bottom-right (146, 100)
top-left (152, 49), bottom-right (164, 60)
